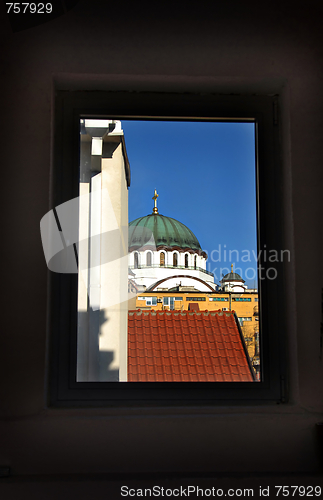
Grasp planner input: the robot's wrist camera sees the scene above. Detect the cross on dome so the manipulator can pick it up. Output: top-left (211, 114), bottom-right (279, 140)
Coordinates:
top-left (152, 189), bottom-right (159, 214)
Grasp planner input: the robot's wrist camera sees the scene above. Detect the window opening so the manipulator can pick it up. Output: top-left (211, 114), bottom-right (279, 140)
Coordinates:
top-left (163, 297), bottom-right (175, 310)
top-left (147, 252), bottom-right (152, 266)
top-left (139, 296), bottom-right (157, 306)
top-left (77, 118), bottom-right (260, 383)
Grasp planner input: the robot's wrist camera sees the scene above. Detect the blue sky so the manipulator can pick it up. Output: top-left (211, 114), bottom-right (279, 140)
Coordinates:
top-left (122, 120), bottom-right (258, 288)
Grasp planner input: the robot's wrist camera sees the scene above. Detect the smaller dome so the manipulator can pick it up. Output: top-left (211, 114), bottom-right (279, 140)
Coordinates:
top-left (220, 265), bottom-right (245, 283)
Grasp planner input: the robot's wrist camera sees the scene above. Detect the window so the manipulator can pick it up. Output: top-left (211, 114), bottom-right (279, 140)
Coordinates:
top-left (186, 297), bottom-right (206, 302)
top-left (147, 252), bottom-right (152, 266)
top-left (173, 253), bottom-right (177, 267)
top-left (194, 255), bottom-right (197, 269)
top-left (238, 317), bottom-right (252, 324)
top-left (232, 298), bottom-right (251, 302)
top-left (163, 297), bottom-right (175, 310)
top-left (210, 297), bottom-right (229, 302)
top-left (146, 297), bottom-right (157, 306)
top-left (134, 252), bottom-right (139, 269)
top-left (49, 89), bottom-right (286, 405)
top-left (137, 296), bottom-right (157, 306)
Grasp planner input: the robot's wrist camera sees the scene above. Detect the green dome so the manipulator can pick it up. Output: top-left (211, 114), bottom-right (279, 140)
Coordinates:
top-left (129, 214), bottom-right (202, 252)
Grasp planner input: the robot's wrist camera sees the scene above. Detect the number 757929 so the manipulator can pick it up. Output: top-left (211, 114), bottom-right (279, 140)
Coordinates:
top-left (6, 3), bottom-right (53, 14)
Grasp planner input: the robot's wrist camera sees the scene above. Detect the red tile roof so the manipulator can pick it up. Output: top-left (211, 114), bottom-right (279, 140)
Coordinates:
top-left (128, 310), bottom-right (255, 382)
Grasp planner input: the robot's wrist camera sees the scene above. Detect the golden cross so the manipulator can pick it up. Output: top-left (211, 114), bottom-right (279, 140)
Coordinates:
top-left (152, 189), bottom-right (159, 213)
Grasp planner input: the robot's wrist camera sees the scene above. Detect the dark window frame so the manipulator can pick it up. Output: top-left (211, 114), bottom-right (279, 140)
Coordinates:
top-left (49, 90), bottom-right (287, 407)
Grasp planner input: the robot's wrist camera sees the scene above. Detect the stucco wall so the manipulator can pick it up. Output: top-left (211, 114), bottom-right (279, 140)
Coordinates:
top-left (1, 0), bottom-right (323, 484)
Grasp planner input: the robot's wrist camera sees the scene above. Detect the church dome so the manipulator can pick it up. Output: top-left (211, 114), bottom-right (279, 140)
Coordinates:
top-left (129, 214), bottom-right (202, 252)
top-left (221, 266), bottom-right (245, 283)
top-left (128, 190), bottom-right (214, 291)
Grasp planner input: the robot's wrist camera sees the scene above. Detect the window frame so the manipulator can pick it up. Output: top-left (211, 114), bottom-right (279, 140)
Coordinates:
top-left (49, 89), bottom-right (287, 407)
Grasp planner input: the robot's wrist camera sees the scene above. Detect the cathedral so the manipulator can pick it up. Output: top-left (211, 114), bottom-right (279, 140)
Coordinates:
top-left (128, 190), bottom-right (217, 293)
top-left (128, 189), bottom-right (246, 294)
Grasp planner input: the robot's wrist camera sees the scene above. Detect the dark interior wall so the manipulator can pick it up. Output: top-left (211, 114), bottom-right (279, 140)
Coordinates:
top-left (1, 0), bottom-right (323, 479)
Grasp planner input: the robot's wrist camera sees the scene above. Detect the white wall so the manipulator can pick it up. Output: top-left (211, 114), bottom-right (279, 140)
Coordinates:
top-left (1, 0), bottom-right (323, 484)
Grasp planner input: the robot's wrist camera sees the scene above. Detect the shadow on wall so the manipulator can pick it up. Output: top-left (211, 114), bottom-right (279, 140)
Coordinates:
top-left (77, 309), bottom-right (119, 382)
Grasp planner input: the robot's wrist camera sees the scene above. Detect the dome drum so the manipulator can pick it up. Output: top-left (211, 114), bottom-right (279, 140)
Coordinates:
top-left (129, 243), bottom-right (207, 259)
top-left (129, 248), bottom-right (209, 273)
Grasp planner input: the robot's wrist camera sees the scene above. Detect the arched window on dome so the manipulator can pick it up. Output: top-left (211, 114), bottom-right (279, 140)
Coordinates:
top-left (146, 251), bottom-right (152, 266)
top-left (134, 252), bottom-right (139, 269)
top-left (173, 253), bottom-right (178, 267)
top-left (194, 255), bottom-right (197, 270)
top-left (160, 252), bottom-right (165, 267)
top-left (185, 254), bottom-right (189, 268)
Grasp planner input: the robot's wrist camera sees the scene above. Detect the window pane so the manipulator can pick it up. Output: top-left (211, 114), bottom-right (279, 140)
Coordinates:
top-left (77, 119), bottom-right (261, 383)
